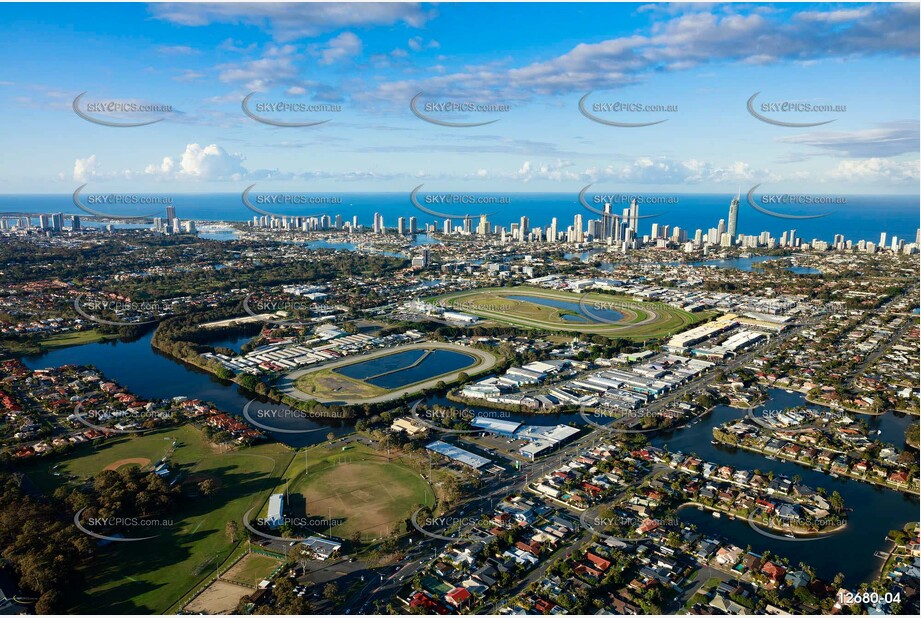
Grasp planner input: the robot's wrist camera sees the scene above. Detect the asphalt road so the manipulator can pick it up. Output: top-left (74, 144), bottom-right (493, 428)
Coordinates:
top-left (347, 311), bottom-right (825, 612)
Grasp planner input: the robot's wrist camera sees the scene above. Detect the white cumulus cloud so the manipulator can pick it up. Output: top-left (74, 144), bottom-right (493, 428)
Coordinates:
top-left (73, 155), bottom-right (99, 182)
top-left (828, 158), bottom-right (920, 183)
top-left (318, 32), bottom-right (362, 65)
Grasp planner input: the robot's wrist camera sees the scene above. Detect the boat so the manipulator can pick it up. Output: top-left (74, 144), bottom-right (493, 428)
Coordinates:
top-left (785, 389), bottom-right (794, 394)
top-left (784, 533), bottom-right (796, 539)
top-left (712, 512), bottom-right (721, 518)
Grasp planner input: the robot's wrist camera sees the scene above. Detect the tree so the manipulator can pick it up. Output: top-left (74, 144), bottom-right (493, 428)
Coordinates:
top-left (323, 582), bottom-right (340, 601)
top-left (794, 586), bottom-right (819, 606)
top-left (238, 374), bottom-right (260, 391)
top-left (35, 590), bottom-right (62, 615)
top-left (226, 520), bottom-right (240, 543)
top-left (199, 478), bottom-right (217, 496)
top-left (326, 432), bottom-right (335, 442)
top-left (440, 474), bottom-right (460, 505)
top-left (829, 491), bottom-right (844, 513)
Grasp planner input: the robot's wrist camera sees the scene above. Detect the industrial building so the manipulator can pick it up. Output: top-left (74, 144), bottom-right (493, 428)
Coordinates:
top-left (469, 416), bottom-right (580, 460)
top-left (426, 440), bottom-right (491, 469)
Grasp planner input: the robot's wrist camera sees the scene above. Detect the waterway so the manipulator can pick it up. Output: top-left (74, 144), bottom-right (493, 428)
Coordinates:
top-left (651, 390), bottom-right (917, 587)
top-left (17, 336), bottom-right (919, 585)
top-left (334, 348), bottom-right (478, 389)
top-left (691, 256), bottom-right (822, 274)
top-left (431, 389), bottom-right (919, 587)
top-left (504, 294), bottom-right (623, 323)
top-left (659, 255), bottom-right (823, 274)
top-left (20, 332), bottom-right (351, 447)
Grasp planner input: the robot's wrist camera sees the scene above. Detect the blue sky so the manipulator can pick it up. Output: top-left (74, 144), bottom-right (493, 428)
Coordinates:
top-left (0, 1), bottom-right (918, 194)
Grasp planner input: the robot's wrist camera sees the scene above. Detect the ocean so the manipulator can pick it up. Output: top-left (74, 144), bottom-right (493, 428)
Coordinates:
top-left (1, 192), bottom-right (918, 246)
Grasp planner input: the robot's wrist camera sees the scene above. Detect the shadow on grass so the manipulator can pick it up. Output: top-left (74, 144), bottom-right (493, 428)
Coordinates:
top-left (67, 456), bottom-right (290, 613)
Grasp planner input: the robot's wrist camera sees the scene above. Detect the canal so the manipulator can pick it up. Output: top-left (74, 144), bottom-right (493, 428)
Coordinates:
top-left (19, 336), bottom-right (919, 586)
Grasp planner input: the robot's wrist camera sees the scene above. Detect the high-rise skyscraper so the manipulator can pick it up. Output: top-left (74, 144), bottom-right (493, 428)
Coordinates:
top-left (477, 214), bottom-right (489, 236)
top-left (573, 214), bottom-right (584, 243)
top-left (519, 216), bottom-right (529, 241)
top-left (165, 205), bottom-right (176, 222)
top-left (588, 219), bottom-right (602, 240)
top-left (602, 202), bottom-right (614, 241)
top-left (548, 217), bottom-right (558, 242)
top-left (397, 217), bottom-right (406, 235)
top-left (629, 198), bottom-right (639, 233)
top-left (409, 216), bottom-right (417, 234)
top-left (728, 191), bottom-right (739, 239)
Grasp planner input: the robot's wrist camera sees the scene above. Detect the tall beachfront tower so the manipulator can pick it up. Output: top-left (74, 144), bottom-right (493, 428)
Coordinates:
top-left (728, 190), bottom-right (740, 239)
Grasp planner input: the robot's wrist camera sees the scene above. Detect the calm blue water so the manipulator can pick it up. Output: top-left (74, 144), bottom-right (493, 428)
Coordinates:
top-left (198, 229), bottom-right (240, 241)
top-left (335, 349), bottom-right (477, 389)
top-left (2, 193), bottom-right (917, 246)
top-left (430, 387), bottom-right (918, 586)
top-left (789, 266), bottom-right (822, 274)
top-left (692, 256), bottom-right (822, 274)
top-left (19, 332), bottom-right (350, 447)
top-left (659, 389), bottom-right (918, 587)
top-left (206, 334), bottom-right (252, 354)
top-left (505, 294), bottom-right (623, 323)
top-left (11, 331), bottom-right (920, 585)
top-left (305, 240), bottom-right (359, 251)
top-left (335, 349), bottom-right (429, 380)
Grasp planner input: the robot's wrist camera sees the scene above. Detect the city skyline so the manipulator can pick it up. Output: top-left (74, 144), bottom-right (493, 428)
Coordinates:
top-left (10, 190), bottom-right (920, 254)
top-left (0, 3), bottom-right (918, 617)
